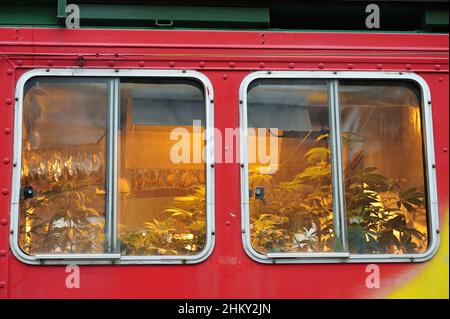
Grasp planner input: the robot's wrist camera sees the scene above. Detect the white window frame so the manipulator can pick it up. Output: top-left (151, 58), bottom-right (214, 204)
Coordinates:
top-left (239, 71), bottom-right (439, 264)
top-left (11, 68), bottom-right (215, 265)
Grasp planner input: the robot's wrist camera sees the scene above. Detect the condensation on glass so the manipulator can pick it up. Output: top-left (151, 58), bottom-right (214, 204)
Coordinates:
top-left (19, 77), bottom-right (108, 255)
top-left (247, 79), bottom-right (336, 254)
top-left (245, 78), bottom-right (429, 257)
top-left (340, 81), bottom-right (428, 254)
top-left (118, 78), bottom-right (207, 256)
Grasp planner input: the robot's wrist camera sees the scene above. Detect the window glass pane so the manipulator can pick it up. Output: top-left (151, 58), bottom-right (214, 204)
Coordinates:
top-left (247, 79), bottom-right (336, 254)
top-left (340, 81), bottom-right (428, 254)
top-left (19, 77), bottom-right (108, 255)
top-left (118, 78), bottom-right (207, 256)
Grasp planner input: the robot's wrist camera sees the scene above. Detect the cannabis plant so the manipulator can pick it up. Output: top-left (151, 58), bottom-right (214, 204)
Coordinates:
top-left (250, 133), bottom-right (426, 255)
top-left (120, 184), bottom-right (207, 255)
top-left (20, 188), bottom-right (104, 254)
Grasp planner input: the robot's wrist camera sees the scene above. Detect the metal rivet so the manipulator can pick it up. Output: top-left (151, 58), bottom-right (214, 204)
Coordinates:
top-left (0, 282), bottom-right (5, 289)
top-left (3, 158), bottom-right (10, 164)
top-left (318, 63), bottom-right (324, 69)
top-left (438, 77), bottom-right (443, 82)
top-left (1, 189), bottom-right (9, 195)
top-left (288, 63), bottom-right (295, 69)
top-left (199, 61), bottom-right (206, 68)
top-left (169, 61), bottom-right (176, 67)
top-left (435, 64), bottom-right (441, 71)
top-left (109, 61), bottom-right (115, 67)
top-left (139, 61), bottom-right (145, 67)
top-left (347, 63), bottom-right (354, 69)
top-left (443, 147), bottom-right (448, 153)
top-left (3, 128), bottom-right (11, 134)
top-left (229, 62), bottom-right (235, 68)
top-left (76, 55), bottom-right (84, 67)
top-left (0, 250), bottom-right (6, 257)
top-left (6, 69), bottom-right (13, 75)
top-left (259, 62), bottom-right (265, 69)
top-left (222, 74), bottom-right (228, 80)
top-left (225, 221), bottom-right (231, 227)
top-left (406, 64), bottom-right (412, 70)
top-left (0, 219), bottom-right (7, 225)
top-left (376, 64), bottom-right (383, 70)
top-left (5, 98), bottom-right (12, 105)
top-left (48, 60), bottom-right (54, 66)
top-left (17, 60), bottom-right (23, 66)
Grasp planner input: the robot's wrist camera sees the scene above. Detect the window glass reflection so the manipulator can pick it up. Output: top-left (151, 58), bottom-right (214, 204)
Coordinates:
top-left (19, 77), bottom-right (108, 255)
top-left (247, 79), bottom-right (336, 254)
top-left (118, 78), bottom-right (207, 256)
top-left (340, 81), bottom-right (427, 254)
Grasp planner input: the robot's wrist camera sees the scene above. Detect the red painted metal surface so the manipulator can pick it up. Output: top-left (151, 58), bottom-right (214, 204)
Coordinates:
top-left (0, 28), bottom-right (448, 299)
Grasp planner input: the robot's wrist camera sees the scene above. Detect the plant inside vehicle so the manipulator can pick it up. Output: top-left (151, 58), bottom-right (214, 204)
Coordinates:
top-left (119, 184), bottom-right (207, 256)
top-left (250, 133), bottom-right (427, 255)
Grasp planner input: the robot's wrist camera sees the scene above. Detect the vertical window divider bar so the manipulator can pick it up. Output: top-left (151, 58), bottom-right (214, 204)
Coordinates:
top-left (328, 79), bottom-right (348, 253)
top-left (112, 78), bottom-right (120, 254)
top-left (105, 78), bottom-right (120, 255)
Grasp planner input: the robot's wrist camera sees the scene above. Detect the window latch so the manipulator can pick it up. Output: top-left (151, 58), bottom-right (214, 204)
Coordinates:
top-left (23, 186), bottom-right (34, 200)
top-left (255, 186), bottom-right (265, 200)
